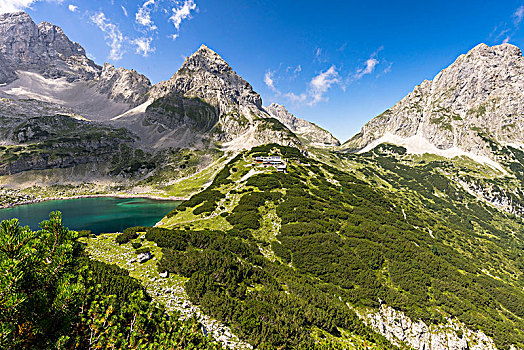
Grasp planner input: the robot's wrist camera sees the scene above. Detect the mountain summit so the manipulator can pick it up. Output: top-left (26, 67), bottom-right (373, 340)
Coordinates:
top-left (150, 44), bottom-right (263, 113)
top-left (265, 103), bottom-right (340, 147)
top-left (343, 43), bottom-right (524, 161)
top-left (0, 11), bottom-right (99, 82)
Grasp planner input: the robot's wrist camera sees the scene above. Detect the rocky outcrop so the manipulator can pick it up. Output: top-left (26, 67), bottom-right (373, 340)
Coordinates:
top-left (344, 43), bottom-right (524, 160)
top-left (146, 45), bottom-right (301, 148)
top-left (358, 305), bottom-right (498, 350)
top-left (0, 11), bottom-right (100, 82)
top-left (265, 103), bottom-right (340, 147)
top-left (97, 63), bottom-right (151, 105)
top-left (144, 92), bottom-right (218, 132)
top-left (150, 45), bottom-right (263, 113)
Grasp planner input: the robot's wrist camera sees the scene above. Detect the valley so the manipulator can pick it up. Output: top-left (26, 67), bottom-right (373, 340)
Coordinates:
top-left (1, 9), bottom-right (524, 350)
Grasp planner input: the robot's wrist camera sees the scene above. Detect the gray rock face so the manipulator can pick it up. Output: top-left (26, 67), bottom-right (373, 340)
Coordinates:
top-left (0, 52), bottom-right (16, 83)
top-left (344, 43), bottom-right (524, 160)
top-left (359, 305), bottom-right (498, 350)
top-left (147, 45), bottom-right (301, 149)
top-left (0, 12), bottom-right (149, 106)
top-left (265, 103), bottom-right (340, 147)
top-left (97, 63), bottom-right (151, 105)
top-left (0, 11), bottom-right (100, 82)
top-left (150, 45), bottom-right (263, 112)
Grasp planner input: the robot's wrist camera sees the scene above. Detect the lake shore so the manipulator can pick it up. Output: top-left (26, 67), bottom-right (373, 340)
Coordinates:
top-left (0, 193), bottom-right (188, 209)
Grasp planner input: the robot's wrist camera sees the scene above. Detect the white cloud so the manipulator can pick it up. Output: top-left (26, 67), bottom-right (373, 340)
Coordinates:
top-left (493, 27), bottom-right (510, 41)
top-left (355, 57), bottom-right (379, 80)
top-left (513, 5), bottom-right (524, 26)
top-left (285, 92), bottom-right (307, 103)
top-left (286, 64), bottom-right (302, 79)
top-left (169, 0), bottom-right (197, 40)
top-left (264, 69), bottom-right (280, 94)
top-left (136, 0), bottom-right (157, 31)
top-left (314, 47), bottom-right (323, 63)
top-left (132, 37), bottom-right (155, 57)
top-left (0, 0), bottom-right (63, 14)
top-left (121, 5), bottom-right (128, 16)
top-left (307, 65), bottom-right (339, 105)
top-left (353, 47), bottom-right (385, 81)
top-left (491, 5), bottom-right (524, 44)
top-left (0, 0), bottom-right (37, 13)
top-left (282, 65), bottom-right (340, 106)
top-left (90, 12), bottom-right (125, 60)
top-left (383, 62), bottom-right (393, 74)
top-left (68, 4), bottom-right (77, 12)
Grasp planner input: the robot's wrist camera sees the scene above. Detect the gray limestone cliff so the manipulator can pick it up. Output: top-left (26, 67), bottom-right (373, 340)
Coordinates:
top-left (97, 63), bottom-right (151, 105)
top-left (0, 12), bottom-right (150, 105)
top-left (0, 11), bottom-right (99, 82)
top-left (358, 305), bottom-right (498, 350)
top-left (344, 43), bottom-right (524, 159)
top-left (146, 45), bottom-right (301, 148)
top-left (265, 103), bottom-right (340, 147)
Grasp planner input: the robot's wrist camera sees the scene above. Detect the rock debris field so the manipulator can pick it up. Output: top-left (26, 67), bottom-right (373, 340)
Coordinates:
top-left (83, 232), bottom-right (252, 350)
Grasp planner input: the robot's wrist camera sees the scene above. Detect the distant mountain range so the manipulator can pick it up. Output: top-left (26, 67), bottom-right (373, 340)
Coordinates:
top-left (2, 11), bottom-right (524, 350)
top-left (0, 12), bottom-right (337, 148)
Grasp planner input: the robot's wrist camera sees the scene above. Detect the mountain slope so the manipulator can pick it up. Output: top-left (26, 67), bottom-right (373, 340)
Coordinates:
top-left (0, 13), bottom-right (308, 203)
top-left (343, 43), bottom-right (524, 162)
top-left (156, 144), bottom-right (523, 350)
top-left (133, 44), bottom-right (302, 150)
top-left (265, 103), bottom-right (340, 147)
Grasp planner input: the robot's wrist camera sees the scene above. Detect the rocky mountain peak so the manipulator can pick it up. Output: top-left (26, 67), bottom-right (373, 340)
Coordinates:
top-left (97, 63), bottom-right (152, 105)
top-left (0, 11), bottom-right (100, 83)
top-left (343, 43), bottom-right (524, 161)
top-left (467, 42), bottom-right (521, 58)
top-left (265, 103), bottom-right (340, 147)
top-left (150, 44), bottom-right (263, 111)
top-left (37, 20), bottom-right (86, 58)
top-left (179, 44), bottom-right (233, 75)
top-left (0, 11), bottom-right (31, 23)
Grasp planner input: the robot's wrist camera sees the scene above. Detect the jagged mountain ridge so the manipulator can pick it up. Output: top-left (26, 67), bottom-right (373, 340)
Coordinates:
top-left (343, 43), bottom-right (524, 163)
top-left (0, 11), bottom-right (99, 82)
top-left (0, 12), bottom-right (312, 183)
top-left (265, 103), bottom-right (340, 147)
top-left (0, 12), bottom-right (152, 120)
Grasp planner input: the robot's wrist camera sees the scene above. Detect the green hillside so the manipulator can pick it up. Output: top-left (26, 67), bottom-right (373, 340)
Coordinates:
top-left (0, 213), bottom-right (223, 349)
top-left (154, 143), bottom-right (524, 349)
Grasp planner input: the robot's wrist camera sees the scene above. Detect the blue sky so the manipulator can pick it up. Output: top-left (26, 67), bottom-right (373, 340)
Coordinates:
top-left (2, 0), bottom-right (524, 142)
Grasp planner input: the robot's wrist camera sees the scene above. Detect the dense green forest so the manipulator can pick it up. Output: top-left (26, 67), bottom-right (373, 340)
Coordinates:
top-left (3, 143), bottom-right (524, 349)
top-left (0, 213), bottom-right (222, 349)
top-left (159, 143), bottom-right (524, 349)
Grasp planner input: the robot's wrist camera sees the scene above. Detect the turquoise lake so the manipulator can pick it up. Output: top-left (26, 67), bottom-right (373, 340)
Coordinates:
top-left (0, 197), bottom-right (180, 234)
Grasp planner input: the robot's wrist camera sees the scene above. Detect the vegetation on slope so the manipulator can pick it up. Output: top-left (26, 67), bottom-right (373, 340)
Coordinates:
top-left (0, 213), bottom-right (222, 349)
top-left (159, 143), bottom-right (524, 349)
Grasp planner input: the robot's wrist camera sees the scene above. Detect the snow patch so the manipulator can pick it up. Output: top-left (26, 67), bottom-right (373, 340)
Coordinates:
top-left (360, 132), bottom-right (506, 173)
top-left (111, 99), bottom-right (153, 120)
